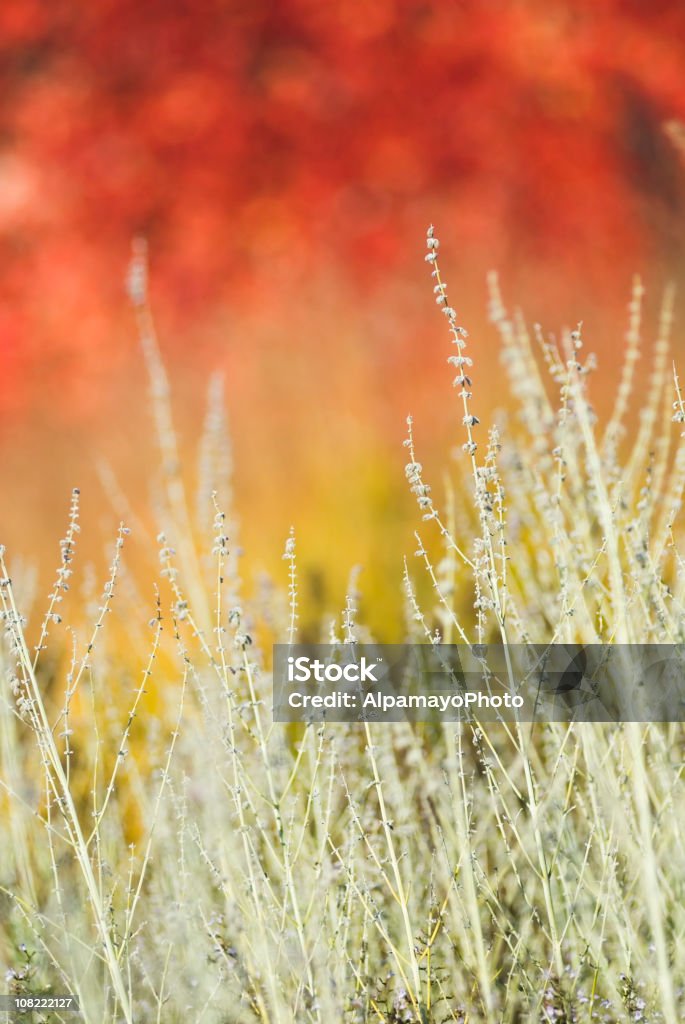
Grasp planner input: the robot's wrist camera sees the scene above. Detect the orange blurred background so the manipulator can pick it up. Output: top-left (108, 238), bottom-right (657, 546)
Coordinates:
top-left (1, 0), bottom-right (685, 635)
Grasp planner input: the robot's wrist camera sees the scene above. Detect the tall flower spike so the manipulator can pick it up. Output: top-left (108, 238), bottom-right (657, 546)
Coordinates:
top-left (425, 225), bottom-right (479, 451)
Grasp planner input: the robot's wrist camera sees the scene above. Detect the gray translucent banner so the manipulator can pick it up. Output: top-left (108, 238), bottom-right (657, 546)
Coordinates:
top-left (272, 645), bottom-right (685, 722)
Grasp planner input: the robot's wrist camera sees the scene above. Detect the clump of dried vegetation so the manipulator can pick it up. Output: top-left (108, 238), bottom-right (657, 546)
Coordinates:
top-left (1, 232), bottom-right (684, 1023)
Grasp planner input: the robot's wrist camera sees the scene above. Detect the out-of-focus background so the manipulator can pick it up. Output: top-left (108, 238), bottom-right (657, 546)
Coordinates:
top-left (1, 0), bottom-right (685, 634)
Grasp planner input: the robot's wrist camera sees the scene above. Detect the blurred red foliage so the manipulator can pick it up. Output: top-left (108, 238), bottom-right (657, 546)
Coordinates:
top-left (1, 0), bottom-right (685, 414)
